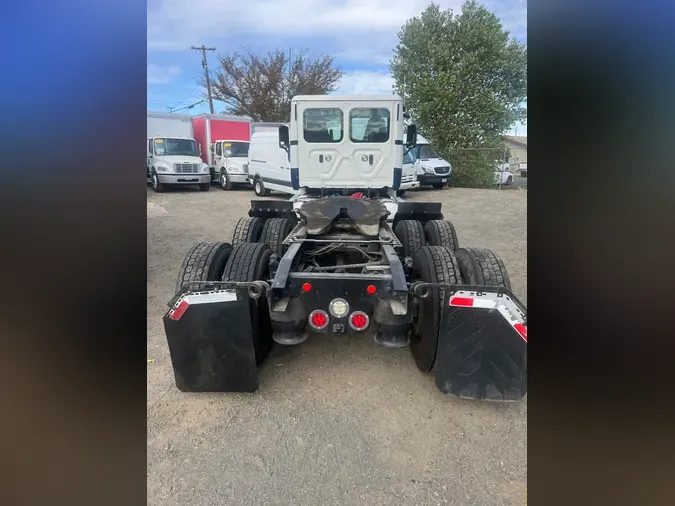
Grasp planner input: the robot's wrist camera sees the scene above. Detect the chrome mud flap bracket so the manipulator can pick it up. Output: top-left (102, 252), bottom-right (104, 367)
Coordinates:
top-left (162, 282), bottom-right (268, 393)
top-left (414, 284), bottom-right (528, 401)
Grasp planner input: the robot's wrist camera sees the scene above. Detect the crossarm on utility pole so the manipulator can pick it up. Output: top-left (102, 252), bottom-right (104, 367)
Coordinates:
top-left (191, 45), bottom-right (216, 114)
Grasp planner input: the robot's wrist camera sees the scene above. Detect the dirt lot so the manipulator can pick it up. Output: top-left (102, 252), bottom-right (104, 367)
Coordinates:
top-left (147, 185), bottom-right (527, 506)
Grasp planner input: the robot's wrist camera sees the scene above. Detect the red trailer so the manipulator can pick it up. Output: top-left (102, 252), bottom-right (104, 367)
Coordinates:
top-left (192, 114), bottom-right (253, 183)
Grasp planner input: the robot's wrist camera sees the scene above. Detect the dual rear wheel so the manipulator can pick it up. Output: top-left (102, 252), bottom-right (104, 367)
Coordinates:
top-left (393, 219), bottom-right (512, 371)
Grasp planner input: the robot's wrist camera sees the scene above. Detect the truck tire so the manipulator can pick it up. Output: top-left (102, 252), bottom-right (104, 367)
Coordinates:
top-left (410, 246), bottom-right (462, 371)
top-left (232, 216), bottom-right (264, 246)
top-left (259, 217), bottom-right (293, 256)
top-left (199, 182), bottom-right (210, 191)
top-left (222, 242), bottom-right (274, 365)
top-left (423, 220), bottom-right (459, 251)
top-left (151, 170), bottom-right (165, 193)
top-left (253, 177), bottom-right (271, 197)
top-left (396, 190), bottom-right (407, 197)
top-left (394, 220), bottom-right (426, 258)
top-left (220, 168), bottom-right (233, 190)
top-left (175, 242), bottom-right (233, 294)
top-left (454, 247), bottom-right (511, 289)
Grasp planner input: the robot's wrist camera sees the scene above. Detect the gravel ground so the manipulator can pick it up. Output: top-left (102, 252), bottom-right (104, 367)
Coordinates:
top-left (147, 184), bottom-right (527, 506)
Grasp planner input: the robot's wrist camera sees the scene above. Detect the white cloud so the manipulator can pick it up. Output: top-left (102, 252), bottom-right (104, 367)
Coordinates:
top-left (147, 64), bottom-right (182, 85)
top-left (148, 1), bottom-right (527, 57)
top-left (147, 0), bottom-right (466, 54)
top-left (336, 70), bottom-right (395, 95)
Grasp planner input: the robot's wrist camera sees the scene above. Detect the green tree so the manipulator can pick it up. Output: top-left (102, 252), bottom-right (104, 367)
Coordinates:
top-left (391, 1), bottom-right (527, 187)
top-left (204, 49), bottom-right (344, 122)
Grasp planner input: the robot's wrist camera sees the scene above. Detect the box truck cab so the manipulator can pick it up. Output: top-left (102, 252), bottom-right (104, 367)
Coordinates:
top-left (192, 113), bottom-right (253, 189)
top-left (209, 140), bottom-right (251, 189)
top-left (277, 94), bottom-right (416, 197)
top-left (404, 134), bottom-right (452, 189)
top-left (147, 112), bottom-right (210, 193)
top-left (247, 130), bottom-right (295, 196)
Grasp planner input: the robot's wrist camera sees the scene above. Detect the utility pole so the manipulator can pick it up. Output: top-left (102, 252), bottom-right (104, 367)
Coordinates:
top-left (191, 45), bottom-right (216, 114)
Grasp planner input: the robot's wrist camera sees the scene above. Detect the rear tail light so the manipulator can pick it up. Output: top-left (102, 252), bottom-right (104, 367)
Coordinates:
top-left (349, 311), bottom-right (369, 331)
top-left (309, 310), bottom-right (329, 330)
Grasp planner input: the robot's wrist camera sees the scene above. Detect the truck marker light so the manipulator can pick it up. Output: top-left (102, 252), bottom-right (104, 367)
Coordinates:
top-left (169, 300), bottom-right (189, 321)
top-left (366, 284), bottom-right (377, 295)
top-left (309, 310), bottom-right (329, 330)
top-left (302, 282), bottom-right (312, 293)
top-left (349, 312), bottom-right (369, 330)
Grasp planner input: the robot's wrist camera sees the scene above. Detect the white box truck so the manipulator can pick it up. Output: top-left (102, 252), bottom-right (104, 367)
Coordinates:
top-left (147, 112), bottom-right (211, 192)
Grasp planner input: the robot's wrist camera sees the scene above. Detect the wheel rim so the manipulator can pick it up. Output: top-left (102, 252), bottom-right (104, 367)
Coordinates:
top-left (220, 172), bottom-right (227, 187)
top-left (152, 174), bottom-right (158, 189)
top-left (256, 181), bottom-right (261, 194)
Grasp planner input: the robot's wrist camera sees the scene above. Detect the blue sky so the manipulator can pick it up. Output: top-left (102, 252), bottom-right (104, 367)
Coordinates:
top-left (147, 0), bottom-right (527, 135)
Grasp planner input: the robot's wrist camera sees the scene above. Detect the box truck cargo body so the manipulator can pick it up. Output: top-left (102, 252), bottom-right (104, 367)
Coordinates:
top-left (192, 114), bottom-right (253, 188)
top-left (147, 112), bottom-right (211, 192)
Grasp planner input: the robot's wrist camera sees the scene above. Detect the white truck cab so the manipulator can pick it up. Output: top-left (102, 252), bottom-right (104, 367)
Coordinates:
top-left (404, 134), bottom-right (452, 189)
top-left (278, 94), bottom-right (416, 197)
top-left (210, 140), bottom-right (250, 189)
top-left (147, 136), bottom-right (210, 192)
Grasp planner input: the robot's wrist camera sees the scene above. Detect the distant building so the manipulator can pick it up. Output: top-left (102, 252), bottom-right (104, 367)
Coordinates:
top-left (504, 135), bottom-right (527, 169)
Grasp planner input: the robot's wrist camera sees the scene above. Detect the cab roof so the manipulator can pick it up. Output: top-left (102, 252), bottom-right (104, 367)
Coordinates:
top-left (292, 94), bottom-right (403, 102)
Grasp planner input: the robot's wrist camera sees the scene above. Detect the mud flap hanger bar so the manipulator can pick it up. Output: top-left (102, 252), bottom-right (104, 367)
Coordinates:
top-left (168, 280), bottom-right (270, 307)
top-left (410, 282), bottom-right (522, 302)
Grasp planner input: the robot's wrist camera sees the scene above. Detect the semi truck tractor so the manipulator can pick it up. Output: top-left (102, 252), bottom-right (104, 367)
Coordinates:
top-left (163, 95), bottom-right (527, 401)
top-left (147, 112), bottom-right (211, 192)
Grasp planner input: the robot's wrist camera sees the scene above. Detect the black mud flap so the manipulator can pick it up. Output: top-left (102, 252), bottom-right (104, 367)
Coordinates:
top-left (434, 289), bottom-right (527, 401)
top-left (163, 288), bottom-right (259, 392)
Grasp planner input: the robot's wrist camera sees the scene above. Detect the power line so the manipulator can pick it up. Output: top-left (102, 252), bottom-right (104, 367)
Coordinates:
top-left (167, 85), bottom-right (200, 112)
top-left (170, 98), bottom-right (207, 113)
top-left (191, 45), bottom-right (216, 114)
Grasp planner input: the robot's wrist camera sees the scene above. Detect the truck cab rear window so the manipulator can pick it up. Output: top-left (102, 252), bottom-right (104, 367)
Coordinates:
top-left (350, 108), bottom-right (390, 143)
top-left (303, 108), bottom-right (343, 143)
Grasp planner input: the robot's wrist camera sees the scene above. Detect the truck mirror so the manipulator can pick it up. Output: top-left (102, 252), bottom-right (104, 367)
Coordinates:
top-left (405, 124), bottom-right (417, 148)
top-left (278, 125), bottom-right (290, 149)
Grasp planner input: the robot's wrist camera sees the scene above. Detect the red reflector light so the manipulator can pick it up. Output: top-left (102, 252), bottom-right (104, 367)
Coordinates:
top-left (169, 300), bottom-right (189, 321)
top-left (366, 284), bottom-right (377, 295)
top-left (302, 282), bottom-right (312, 293)
top-left (513, 323), bottom-right (527, 342)
top-left (309, 310), bottom-right (328, 330)
top-left (349, 311), bottom-right (369, 331)
top-left (449, 296), bottom-right (474, 307)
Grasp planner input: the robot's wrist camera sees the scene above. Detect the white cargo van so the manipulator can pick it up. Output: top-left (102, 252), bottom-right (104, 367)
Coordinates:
top-left (404, 134), bottom-right (452, 189)
top-left (247, 130), bottom-right (295, 196)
